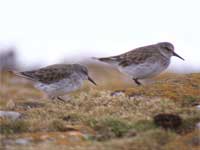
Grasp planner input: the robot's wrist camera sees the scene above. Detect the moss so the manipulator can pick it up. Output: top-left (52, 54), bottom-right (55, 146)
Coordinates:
top-left (49, 120), bottom-right (67, 132)
top-left (181, 96), bottom-right (200, 107)
top-left (0, 100), bottom-right (7, 109)
top-left (178, 112), bottom-right (200, 134)
top-left (0, 119), bottom-right (29, 134)
top-left (61, 113), bottom-right (83, 122)
top-left (98, 129), bottom-right (177, 150)
top-left (138, 129), bottom-right (177, 147)
top-left (85, 117), bottom-right (133, 140)
top-left (125, 73), bottom-right (200, 102)
top-left (133, 120), bottom-right (156, 131)
top-left (165, 131), bottom-right (200, 150)
top-left (101, 118), bottom-right (132, 137)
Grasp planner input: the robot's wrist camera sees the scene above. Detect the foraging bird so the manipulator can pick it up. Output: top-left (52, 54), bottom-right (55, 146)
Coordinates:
top-left (13, 64), bottom-right (96, 101)
top-left (93, 42), bottom-right (184, 85)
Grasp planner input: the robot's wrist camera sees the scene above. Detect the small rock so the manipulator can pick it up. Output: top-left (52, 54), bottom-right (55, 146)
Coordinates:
top-left (196, 105), bottom-right (200, 110)
top-left (15, 138), bottom-right (30, 145)
top-left (0, 111), bottom-right (21, 120)
top-left (196, 122), bottom-right (200, 129)
top-left (111, 90), bottom-right (125, 96)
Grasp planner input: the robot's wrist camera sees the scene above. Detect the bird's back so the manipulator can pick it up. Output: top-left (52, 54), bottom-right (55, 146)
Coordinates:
top-left (15, 64), bottom-right (75, 84)
top-left (97, 44), bottom-right (160, 67)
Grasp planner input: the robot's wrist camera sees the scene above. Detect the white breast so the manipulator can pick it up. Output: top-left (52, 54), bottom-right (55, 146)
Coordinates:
top-left (35, 74), bottom-right (84, 97)
top-left (119, 60), bottom-right (170, 79)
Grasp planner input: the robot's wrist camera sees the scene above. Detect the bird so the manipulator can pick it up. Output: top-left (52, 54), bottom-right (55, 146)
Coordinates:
top-left (13, 64), bottom-right (96, 101)
top-left (93, 42), bottom-right (184, 85)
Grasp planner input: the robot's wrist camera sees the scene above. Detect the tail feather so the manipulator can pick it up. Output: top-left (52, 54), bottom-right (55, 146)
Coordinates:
top-left (12, 71), bottom-right (36, 81)
top-left (91, 57), bottom-right (100, 60)
top-left (92, 56), bottom-right (118, 63)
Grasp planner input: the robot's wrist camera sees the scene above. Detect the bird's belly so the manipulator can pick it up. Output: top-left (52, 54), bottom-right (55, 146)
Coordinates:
top-left (119, 62), bottom-right (169, 79)
top-left (35, 78), bottom-right (83, 96)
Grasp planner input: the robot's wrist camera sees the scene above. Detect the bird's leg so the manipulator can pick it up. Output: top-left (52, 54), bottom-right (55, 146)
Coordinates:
top-left (49, 96), bottom-right (56, 100)
top-left (133, 78), bottom-right (142, 86)
top-left (48, 96), bottom-right (59, 103)
top-left (49, 95), bottom-right (70, 102)
top-left (56, 96), bottom-right (66, 102)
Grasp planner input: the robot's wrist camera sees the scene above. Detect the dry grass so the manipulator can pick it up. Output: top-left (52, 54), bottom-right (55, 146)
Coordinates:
top-left (0, 70), bottom-right (200, 150)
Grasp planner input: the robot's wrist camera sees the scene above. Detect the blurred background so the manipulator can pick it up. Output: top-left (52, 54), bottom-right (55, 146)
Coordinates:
top-left (0, 0), bottom-right (200, 73)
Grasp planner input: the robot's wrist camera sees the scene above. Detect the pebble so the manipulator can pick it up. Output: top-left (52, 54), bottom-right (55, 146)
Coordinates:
top-left (196, 122), bottom-right (200, 129)
top-left (0, 110), bottom-right (21, 120)
top-left (111, 90), bottom-right (125, 96)
top-left (196, 105), bottom-right (200, 110)
top-left (15, 138), bottom-right (30, 145)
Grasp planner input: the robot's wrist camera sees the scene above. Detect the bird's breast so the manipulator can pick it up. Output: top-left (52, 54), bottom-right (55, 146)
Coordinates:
top-left (35, 76), bottom-right (84, 96)
top-left (118, 58), bottom-right (170, 79)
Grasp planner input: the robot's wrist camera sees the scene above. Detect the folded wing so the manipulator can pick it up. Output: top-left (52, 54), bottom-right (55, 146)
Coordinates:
top-left (14, 64), bottom-right (73, 84)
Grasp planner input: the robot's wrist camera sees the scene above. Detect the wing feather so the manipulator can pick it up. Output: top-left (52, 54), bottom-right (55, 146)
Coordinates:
top-left (95, 44), bottom-right (158, 67)
top-left (14, 64), bottom-right (73, 84)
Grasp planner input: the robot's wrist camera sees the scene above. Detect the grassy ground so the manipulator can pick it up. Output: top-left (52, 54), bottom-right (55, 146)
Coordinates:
top-left (0, 69), bottom-right (200, 150)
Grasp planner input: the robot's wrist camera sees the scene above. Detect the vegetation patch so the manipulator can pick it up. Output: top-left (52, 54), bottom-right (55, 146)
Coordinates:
top-left (0, 72), bottom-right (200, 149)
top-left (0, 119), bottom-right (29, 134)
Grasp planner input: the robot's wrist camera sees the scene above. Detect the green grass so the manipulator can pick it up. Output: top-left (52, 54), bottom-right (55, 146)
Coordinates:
top-left (86, 117), bottom-right (134, 140)
top-left (0, 119), bottom-right (29, 135)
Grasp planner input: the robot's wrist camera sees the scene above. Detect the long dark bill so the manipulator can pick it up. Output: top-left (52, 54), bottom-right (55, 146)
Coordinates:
top-left (173, 52), bottom-right (184, 60)
top-left (88, 76), bottom-right (97, 85)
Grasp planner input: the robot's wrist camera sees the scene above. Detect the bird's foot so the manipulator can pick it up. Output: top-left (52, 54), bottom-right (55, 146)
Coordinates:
top-left (56, 96), bottom-right (66, 102)
top-left (50, 96), bottom-right (70, 103)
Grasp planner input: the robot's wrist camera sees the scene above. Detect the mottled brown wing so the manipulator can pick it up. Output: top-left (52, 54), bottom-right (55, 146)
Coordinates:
top-left (118, 45), bottom-right (156, 67)
top-left (20, 64), bottom-right (73, 84)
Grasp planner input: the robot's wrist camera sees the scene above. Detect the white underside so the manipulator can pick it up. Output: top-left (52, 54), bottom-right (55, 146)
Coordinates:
top-left (118, 61), bottom-right (170, 79)
top-left (35, 74), bottom-right (84, 97)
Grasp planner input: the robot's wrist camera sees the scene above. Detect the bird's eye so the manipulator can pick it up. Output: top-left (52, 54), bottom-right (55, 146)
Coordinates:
top-left (165, 47), bottom-right (171, 51)
top-left (82, 69), bottom-right (88, 75)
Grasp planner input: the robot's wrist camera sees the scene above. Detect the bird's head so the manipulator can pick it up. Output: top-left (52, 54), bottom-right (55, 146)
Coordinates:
top-left (74, 64), bottom-right (97, 85)
top-left (157, 42), bottom-right (184, 60)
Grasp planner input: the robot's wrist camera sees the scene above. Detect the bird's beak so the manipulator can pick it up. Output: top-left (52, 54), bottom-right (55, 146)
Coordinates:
top-left (173, 52), bottom-right (184, 61)
top-left (88, 76), bottom-right (97, 85)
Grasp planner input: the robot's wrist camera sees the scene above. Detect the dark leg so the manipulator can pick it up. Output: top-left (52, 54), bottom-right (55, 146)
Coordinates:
top-left (57, 96), bottom-right (66, 102)
top-left (49, 96), bottom-right (56, 100)
top-left (133, 78), bottom-right (142, 85)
